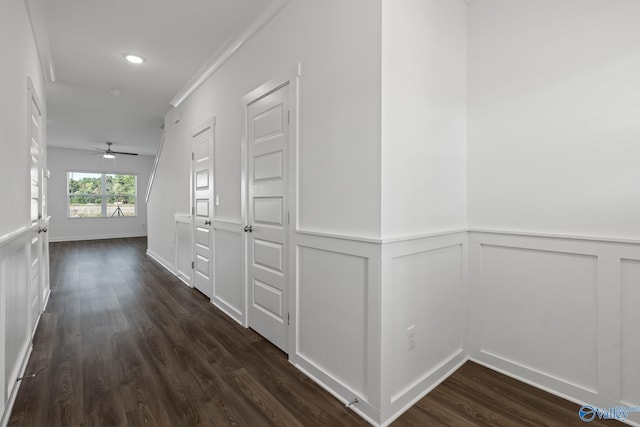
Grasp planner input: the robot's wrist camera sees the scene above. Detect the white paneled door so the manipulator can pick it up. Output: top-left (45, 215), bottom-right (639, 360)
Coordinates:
top-left (192, 120), bottom-right (215, 299)
top-left (246, 84), bottom-right (289, 353)
top-left (29, 85), bottom-right (46, 337)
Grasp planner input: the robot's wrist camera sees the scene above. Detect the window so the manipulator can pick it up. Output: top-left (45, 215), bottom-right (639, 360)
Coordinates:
top-left (67, 172), bottom-right (137, 218)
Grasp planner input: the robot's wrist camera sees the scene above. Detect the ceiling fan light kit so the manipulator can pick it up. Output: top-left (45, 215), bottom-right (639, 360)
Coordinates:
top-left (95, 142), bottom-right (139, 159)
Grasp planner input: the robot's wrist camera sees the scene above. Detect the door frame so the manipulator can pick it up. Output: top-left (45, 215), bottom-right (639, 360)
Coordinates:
top-left (241, 64), bottom-right (301, 355)
top-left (190, 117), bottom-right (216, 298)
top-left (27, 77), bottom-right (49, 335)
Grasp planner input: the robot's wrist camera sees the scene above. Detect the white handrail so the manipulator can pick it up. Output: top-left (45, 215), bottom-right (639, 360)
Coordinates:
top-left (145, 131), bottom-right (165, 203)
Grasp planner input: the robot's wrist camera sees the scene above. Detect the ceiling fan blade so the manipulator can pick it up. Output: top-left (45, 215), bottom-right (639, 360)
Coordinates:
top-left (112, 151), bottom-right (138, 156)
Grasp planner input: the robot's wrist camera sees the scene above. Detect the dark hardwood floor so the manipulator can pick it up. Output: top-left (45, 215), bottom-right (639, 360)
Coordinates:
top-left (8, 238), bottom-right (622, 426)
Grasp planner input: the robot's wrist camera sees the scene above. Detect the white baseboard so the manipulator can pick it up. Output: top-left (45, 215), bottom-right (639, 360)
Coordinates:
top-left (211, 297), bottom-right (244, 326)
top-left (382, 352), bottom-right (468, 426)
top-left (145, 249), bottom-right (176, 275)
top-left (49, 233), bottom-right (147, 242)
top-left (1, 342), bottom-right (32, 427)
top-left (471, 353), bottom-right (640, 427)
top-left (175, 272), bottom-right (192, 288)
top-left (292, 359), bottom-right (381, 427)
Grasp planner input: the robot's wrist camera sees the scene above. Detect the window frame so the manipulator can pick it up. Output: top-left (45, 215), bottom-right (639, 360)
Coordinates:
top-left (67, 171), bottom-right (138, 219)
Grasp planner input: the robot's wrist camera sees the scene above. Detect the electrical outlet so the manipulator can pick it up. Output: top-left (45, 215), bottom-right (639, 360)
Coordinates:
top-left (407, 325), bottom-right (416, 351)
top-left (215, 194), bottom-right (220, 206)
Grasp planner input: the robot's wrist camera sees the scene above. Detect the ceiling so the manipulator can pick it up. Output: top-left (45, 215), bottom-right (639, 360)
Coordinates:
top-left (41, 0), bottom-right (282, 156)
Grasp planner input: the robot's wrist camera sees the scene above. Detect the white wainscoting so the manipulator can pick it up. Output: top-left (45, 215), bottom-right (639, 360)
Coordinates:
top-left (150, 222), bottom-right (640, 426)
top-left (212, 220), bottom-right (244, 325)
top-left (174, 214), bottom-right (192, 287)
top-left (0, 226), bottom-right (37, 427)
top-left (621, 260), bottom-right (640, 409)
top-left (379, 231), bottom-right (468, 425)
top-left (468, 230), bottom-right (640, 426)
top-left (291, 231), bottom-right (381, 424)
top-left (290, 230), bottom-right (468, 426)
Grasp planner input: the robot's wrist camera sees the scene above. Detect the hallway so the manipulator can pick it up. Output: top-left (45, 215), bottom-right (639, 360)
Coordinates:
top-left (7, 238), bottom-right (621, 426)
top-left (8, 238), bottom-right (367, 426)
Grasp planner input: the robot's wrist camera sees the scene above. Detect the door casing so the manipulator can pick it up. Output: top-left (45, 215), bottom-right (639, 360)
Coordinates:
top-left (191, 118), bottom-right (216, 299)
top-left (241, 64), bottom-right (301, 355)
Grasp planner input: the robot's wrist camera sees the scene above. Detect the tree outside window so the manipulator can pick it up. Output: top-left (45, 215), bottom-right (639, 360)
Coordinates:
top-left (68, 172), bottom-right (137, 218)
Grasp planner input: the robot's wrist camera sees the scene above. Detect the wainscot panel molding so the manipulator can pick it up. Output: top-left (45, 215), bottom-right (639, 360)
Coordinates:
top-left (149, 225), bottom-right (640, 426)
top-left (290, 230), bottom-right (470, 426)
top-left (291, 231), bottom-right (382, 424)
top-left (174, 214), bottom-right (192, 287)
top-left (379, 231), bottom-right (468, 425)
top-left (0, 224), bottom-right (48, 427)
top-left (468, 230), bottom-right (640, 427)
top-left (213, 223), bottom-right (244, 325)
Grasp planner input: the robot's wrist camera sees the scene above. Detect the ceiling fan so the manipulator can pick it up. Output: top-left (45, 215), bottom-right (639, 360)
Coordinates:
top-left (94, 142), bottom-right (138, 159)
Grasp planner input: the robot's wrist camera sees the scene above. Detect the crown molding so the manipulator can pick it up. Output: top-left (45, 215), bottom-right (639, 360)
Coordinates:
top-left (24, 0), bottom-right (55, 83)
top-left (170, 0), bottom-right (292, 108)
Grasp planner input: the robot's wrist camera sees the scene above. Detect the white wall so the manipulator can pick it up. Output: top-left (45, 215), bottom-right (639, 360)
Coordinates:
top-left (381, 0), bottom-right (467, 239)
top-left (467, 2), bottom-right (640, 425)
top-left (148, 0), bottom-right (384, 422)
top-left (468, 232), bottom-right (640, 425)
top-left (0, 0), bottom-right (46, 238)
top-left (380, 232), bottom-right (467, 423)
top-left (468, 0), bottom-right (640, 240)
top-left (150, 0), bottom-right (383, 261)
top-left (47, 147), bottom-right (154, 242)
top-left (148, 1), bottom-right (640, 425)
top-left (147, 108), bottom-right (192, 269)
top-left (378, 1), bottom-right (468, 423)
top-left (0, 1), bottom-right (46, 425)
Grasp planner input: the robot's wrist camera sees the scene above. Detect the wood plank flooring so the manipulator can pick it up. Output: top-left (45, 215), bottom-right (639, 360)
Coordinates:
top-left (8, 238), bottom-right (623, 426)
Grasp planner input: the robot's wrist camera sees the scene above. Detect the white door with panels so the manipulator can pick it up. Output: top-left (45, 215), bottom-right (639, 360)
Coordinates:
top-left (246, 84), bottom-right (290, 353)
top-left (192, 120), bottom-right (215, 299)
top-left (28, 86), bottom-right (47, 336)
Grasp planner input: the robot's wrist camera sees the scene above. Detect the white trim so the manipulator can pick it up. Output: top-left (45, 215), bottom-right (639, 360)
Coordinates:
top-left (49, 233), bottom-right (147, 243)
top-left (470, 355), bottom-right (640, 427)
top-left (145, 249), bottom-right (199, 293)
top-left (146, 132), bottom-right (165, 203)
top-left (23, 0), bottom-right (55, 82)
top-left (212, 219), bottom-right (242, 233)
top-left (146, 249), bottom-right (176, 274)
top-left (173, 213), bottom-right (191, 223)
top-left (296, 227), bottom-right (640, 246)
top-left (293, 361), bottom-right (381, 427)
top-left (296, 229), bottom-right (383, 244)
top-left (382, 354), bottom-right (468, 427)
top-left (241, 63), bottom-right (302, 105)
top-left (170, 0), bottom-right (292, 107)
top-left (295, 228), bottom-right (469, 245)
top-left (191, 117), bottom-right (216, 300)
top-left (0, 225), bottom-right (33, 247)
top-left (211, 298), bottom-right (244, 326)
top-left (469, 227), bottom-right (640, 245)
top-left (174, 214), bottom-right (193, 288)
top-left (241, 65), bottom-right (301, 345)
top-left (0, 341), bottom-right (32, 427)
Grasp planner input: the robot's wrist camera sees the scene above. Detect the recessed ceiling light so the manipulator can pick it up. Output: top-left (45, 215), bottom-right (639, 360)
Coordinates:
top-left (123, 54), bottom-right (145, 64)
top-left (109, 88), bottom-right (122, 96)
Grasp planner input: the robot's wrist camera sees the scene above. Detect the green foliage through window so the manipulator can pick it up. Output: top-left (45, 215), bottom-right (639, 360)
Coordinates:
top-left (68, 172), bottom-right (137, 218)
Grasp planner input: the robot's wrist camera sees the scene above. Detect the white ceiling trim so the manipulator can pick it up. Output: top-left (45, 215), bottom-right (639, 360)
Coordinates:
top-left (170, 0), bottom-right (291, 108)
top-left (24, 0), bottom-right (56, 82)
